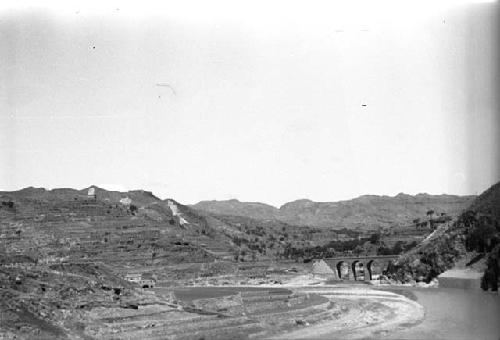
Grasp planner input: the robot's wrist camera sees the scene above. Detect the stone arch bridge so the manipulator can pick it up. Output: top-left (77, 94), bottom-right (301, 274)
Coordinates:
top-left (312, 255), bottom-right (399, 281)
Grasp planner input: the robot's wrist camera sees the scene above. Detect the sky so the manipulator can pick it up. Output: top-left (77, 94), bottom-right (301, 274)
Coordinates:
top-left (0, 0), bottom-right (498, 207)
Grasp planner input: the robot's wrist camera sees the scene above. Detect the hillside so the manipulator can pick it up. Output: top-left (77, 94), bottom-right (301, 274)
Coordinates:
top-left (0, 187), bottom-right (237, 278)
top-left (0, 185), bottom-right (377, 338)
top-left (192, 194), bottom-right (475, 230)
top-left (0, 185), bottom-right (330, 339)
top-left (193, 199), bottom-right (278, 220)
top-left (386, 182), bottom-right (500, 290)
top-left (0, 186), bottom-right (356, 275)
top-left (0, 187), bottom-right (229, 338)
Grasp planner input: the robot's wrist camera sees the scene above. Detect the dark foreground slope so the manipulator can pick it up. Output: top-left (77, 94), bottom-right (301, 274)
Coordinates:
top-left (386, 182), bottom-right (500, 290)
top-left (192, 194), bottom-right (475, 230)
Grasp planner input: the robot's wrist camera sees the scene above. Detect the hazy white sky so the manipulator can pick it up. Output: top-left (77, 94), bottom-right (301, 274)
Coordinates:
top-left (1, 1), bottom-right (498, 206)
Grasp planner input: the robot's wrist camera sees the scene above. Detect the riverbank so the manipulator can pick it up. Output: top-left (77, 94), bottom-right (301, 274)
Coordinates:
top-left (269, 286), bottom-right (424, 339)
top-left (154, 283), bottom-right (426, 339)
top-left (166, 274), bottom-right (500, 339)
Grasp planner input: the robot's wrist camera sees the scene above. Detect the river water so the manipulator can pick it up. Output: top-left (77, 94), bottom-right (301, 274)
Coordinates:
top-left (375, 287), bottom-right (500, 340)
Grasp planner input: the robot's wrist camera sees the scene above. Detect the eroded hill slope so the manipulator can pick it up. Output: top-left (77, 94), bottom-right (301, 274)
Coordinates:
top-left (386, 182), bottom-right (500, 290)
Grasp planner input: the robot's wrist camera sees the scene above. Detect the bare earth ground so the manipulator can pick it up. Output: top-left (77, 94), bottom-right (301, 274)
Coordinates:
top-left (167, 275), bottom-right (426, 340)
top-left (159, 272), bottom-right (427, 339)
top-left (94, 282), bottom-right (425, 340)
top-left (269, 285), bottom-right (424, 339)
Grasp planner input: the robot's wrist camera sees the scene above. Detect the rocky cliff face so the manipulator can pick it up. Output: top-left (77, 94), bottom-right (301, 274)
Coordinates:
top-left (192, 194), bottom-right (475, 230)
top-left (386, 182), bottom-right (500, 289)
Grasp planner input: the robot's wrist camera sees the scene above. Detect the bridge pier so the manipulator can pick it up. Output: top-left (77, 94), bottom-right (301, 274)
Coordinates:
top-left (312, 255), bottom-right (398, 281)
top-left (364, 265), bottom-right (371, 281)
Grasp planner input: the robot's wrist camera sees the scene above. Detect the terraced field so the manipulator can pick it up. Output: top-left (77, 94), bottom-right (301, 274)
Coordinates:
top-left (68, 288), bottom-right (333, 339)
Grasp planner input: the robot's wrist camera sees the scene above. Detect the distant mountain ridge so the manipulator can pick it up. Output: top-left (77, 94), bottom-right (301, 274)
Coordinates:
top-left (192, 199), bottom-right (278, 220)
top-left (192, 193), bottom-right (476, 230)
top-left (1, 186), bottom-right (476, 231)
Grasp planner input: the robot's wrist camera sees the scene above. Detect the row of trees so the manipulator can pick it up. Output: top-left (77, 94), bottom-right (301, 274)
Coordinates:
top-left (277, 236), bottom-right (417, 261)
top-left (412, 210), bottom-right (452, 230)
top-left (377, 241), bottom-right (417, 255)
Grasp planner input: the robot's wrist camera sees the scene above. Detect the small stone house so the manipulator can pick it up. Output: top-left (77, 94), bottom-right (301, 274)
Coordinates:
top-left (125, 273), bottom-right (156, 288)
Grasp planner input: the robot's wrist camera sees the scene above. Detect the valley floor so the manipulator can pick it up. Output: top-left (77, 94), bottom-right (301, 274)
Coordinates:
top-left (269, 285), bottom-right (424, 339)
top-left (149, 283), bottom-right (426, 340)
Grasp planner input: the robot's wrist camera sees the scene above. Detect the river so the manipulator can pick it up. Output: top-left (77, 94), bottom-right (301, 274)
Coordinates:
top-left (373, 287), bottom-right (500, 340)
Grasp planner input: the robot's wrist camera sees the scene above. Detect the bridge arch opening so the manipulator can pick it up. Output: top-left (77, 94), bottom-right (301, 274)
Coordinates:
top-left (367, 260), bottom-right (382, 280)
top-left (352, 261), bottom-right (365, 281)
top-left (337, 261), bottom-right (350, 280)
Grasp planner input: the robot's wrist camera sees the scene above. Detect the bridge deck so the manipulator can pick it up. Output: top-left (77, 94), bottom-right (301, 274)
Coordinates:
top-left (321, 255), bottom-right (399, 261)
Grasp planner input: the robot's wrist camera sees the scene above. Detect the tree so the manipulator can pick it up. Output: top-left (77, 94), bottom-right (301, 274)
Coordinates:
top-left (130, 204), bottom-right (138, 215)
top-left (392, 241), bottom-right (404, 254)
top-left (369, 233), bottom-right (380, 245)
top-left (378, 246), bottom-right (392, 255)
top-left (426, 210), bottom-right (435, 220)
top-left (239, 250), bottom-right (246, 261)
top-left (462, 210), bottom-right (477, 228)
top-left (404, 241), bottom-right (417, 251)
